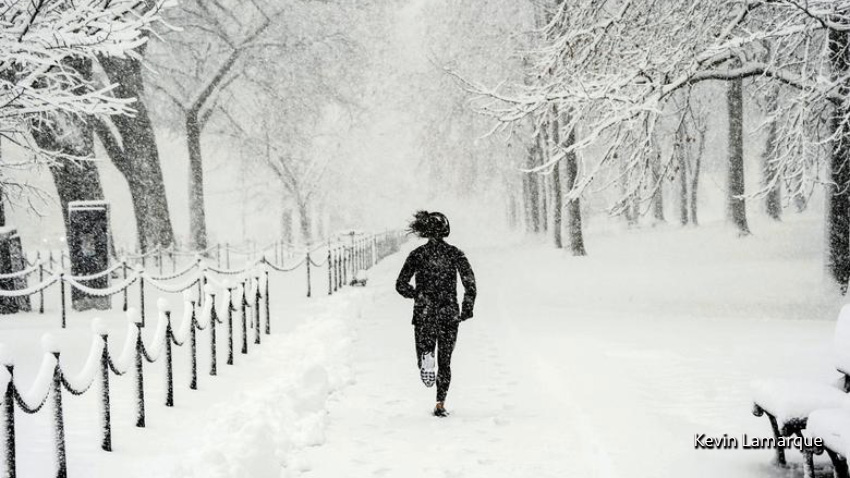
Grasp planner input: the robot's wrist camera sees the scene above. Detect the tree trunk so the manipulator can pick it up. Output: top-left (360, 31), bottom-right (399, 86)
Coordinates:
top-left (280, 199), bottom-right (293, 246)
top-left (537, 133), bottom-right (549, 233)
top-left (563, 127), bottom-right (586, 256)
top-left (676, 133), bottom-right (689, 226)
top-left (689, 138), bottom-right (702, 226)
top-left (298, 200), bottom-right (311, 245)
top-left (727, 71), bottom-right (751, 236)
top-left (651, 152), bottom-right (665, 223)
top-left (97, 54), bottom-right (175, 252)
top-left (549, 110), bottom-right (564, 248)
top-left (186, 112), bottom-right (208, 250)
top-left (827, 26), bottom-right (850, 291)
top-left (762, 88), bottom-right (782, 221)
top-left (525, 143), bottom-right (541, 233)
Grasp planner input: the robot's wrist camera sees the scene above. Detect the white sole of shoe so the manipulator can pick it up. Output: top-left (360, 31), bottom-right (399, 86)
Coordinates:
top-left (420, 352), bottom-right (436, 387)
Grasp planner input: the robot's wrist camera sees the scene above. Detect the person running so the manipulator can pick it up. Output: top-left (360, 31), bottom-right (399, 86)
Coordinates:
top-left (395, 210), bottom-right (476, 417)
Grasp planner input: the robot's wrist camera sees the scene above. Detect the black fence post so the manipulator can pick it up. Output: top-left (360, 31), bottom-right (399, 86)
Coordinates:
top-left (306, 252), bottom-right (312, 298)
top-left (165, 311), bottom-right (174, 407)
top-left (60, 274), bottom-right (66, 329)
top-left (189, 301), bottom-right (198, 390)
top-left (226, 287), bottom-right (234, 365)
top-left (122, 261), bottom-right (128, 312)
top-left (51, 353), bottom-right (68, 478)
top-left (99, 332), bottom-right (112, 451)
top-left (240, 282), bottom-right (248, 355)
top-left (254, 279), bottom-right (261, 345)
top-left (327, 247), bottom-right (332, 296)
top-left (3, 362), bottom-right (16, 478)
top-left (134, 322), bottom-right (145, 427)
top-left (209, 293), bottom-right (218, 377)
top-left (139, 277), bottom-right (146, 328)
top-left (38, 262), bottom-right (44, 314)
top-left (264, 271), bottom-right (270, 335)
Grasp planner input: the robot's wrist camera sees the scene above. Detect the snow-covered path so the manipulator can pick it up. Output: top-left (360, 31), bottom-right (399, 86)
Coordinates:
top-left (303, 219), bottom-right (840, 478)
top-left (301, 250), bottom-right (590, 478)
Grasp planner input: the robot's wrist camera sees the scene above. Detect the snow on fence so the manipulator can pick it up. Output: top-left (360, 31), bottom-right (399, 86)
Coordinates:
top-left (1, 231), bottom-right (406, 328)
top-left (0, 230), bottom-right (405, 478)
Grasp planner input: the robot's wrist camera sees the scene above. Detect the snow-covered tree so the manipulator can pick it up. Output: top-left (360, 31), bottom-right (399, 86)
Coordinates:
top-left (461, 0), bottom-right (850, 288)
top-left (0, 0), bottom-right (163, 165)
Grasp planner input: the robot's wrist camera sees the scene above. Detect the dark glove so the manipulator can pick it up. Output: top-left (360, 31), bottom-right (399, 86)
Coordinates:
top-left (459, 307), bottom-right (473, 321)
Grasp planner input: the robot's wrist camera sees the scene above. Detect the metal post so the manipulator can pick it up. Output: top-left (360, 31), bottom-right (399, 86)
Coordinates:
top-left (264, 271), bottom-right (270, 335)
top-left (189, 302), bottom-right (198, 390)
top-left (209, 294), bottom-right (217, 377)
top-left (139, 277), bottom-right (146, 328)
top-left (327, 246), bottom-right (332, 296)
top-left (225, 243), bottom-right (230, 269)
top-left (241, 283), bottom-right (248, 355)
top-left (38, 262), bottom-right (44, 314)
top-left (165, 312), bottom-right (174, 407)
top-left (51, 355), bottom-right (67, 478)
top-left (227, 288), bottom-right (234, 365)
top-left (99, 334), bottom-right (111, 451)
top-left (122, 261), bottom-right (128, 312)
top-left (134, 324), bottom-right (145, 427)
top-left (60, 274), bottom-right (66, 329)
top-left (3, 364), bottom-right (16, 477)
top-left (306, 252), bottom-right (312, 298)
top-left (158, 248), bottom-right (163, 276)
top-left (216, 244), bottom-right (221, 268)
top-left (253, 279), bottom-right (261, 345)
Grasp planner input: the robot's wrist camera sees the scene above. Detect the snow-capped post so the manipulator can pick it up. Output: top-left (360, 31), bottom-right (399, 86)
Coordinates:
top-left (164, 311), bottom-right (174, 407)
top-left (189, 301), bottom-right (198, 390)
top-left (327, 243), bottom-right (333, 296)
top-left (225, 243), bottom-right (230, 269)
top-left (253, 277), bottom-right (261, 345)
top-left (60, 273), bottom-right (66, 329)
top-left (226, 284), bottom-right (235, 365)
top-left (38, 261), bottom-right (44, 314)
top-left (133, 314), bottom-right (146, 427)
top-left (264, 270), bottom-right (270, 336)
top-left (2, 345), bottom-right (16, 478)
top-left (44, 335), bottom-right (67, 478)
top-left (240, 281), bottom-right (248, 355)
top-left (208, 288), bottom-right (218, 377)
top-left (121, 260), bottom-right (128, 312)
top-left (94, 318), bottom-right (112, 452)
top-left (306, 251), bottom-right (312, 298)
top-left (139, 275), bottom-right (147, 328)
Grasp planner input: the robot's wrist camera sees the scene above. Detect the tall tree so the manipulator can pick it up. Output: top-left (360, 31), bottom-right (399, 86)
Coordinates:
top-left (727, 71), bottom-right (750, 236)
top-left (95, 50), bottom-right (175, 252)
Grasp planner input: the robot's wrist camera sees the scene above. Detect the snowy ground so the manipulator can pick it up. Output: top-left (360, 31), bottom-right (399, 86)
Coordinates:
top-left (300, 214), bottom-right (843, 478)
top-left (2, 214), bottom-right (846, 477)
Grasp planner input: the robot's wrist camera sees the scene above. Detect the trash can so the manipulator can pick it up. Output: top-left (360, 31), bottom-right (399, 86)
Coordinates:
top-left (68, 201), bottom-right (111, 311)
top-left (0, 227), bottom-right (31, 314)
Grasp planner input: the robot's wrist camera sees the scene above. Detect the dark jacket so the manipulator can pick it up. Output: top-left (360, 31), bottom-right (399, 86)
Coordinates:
top-left (396, 239), bottom-right (476, 325)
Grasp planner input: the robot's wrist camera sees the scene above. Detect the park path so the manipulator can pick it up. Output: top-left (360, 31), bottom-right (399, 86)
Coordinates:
top-left (300, 246), bottom-right (592, 478)
top-left (300, 229), bottom-right (836, 478)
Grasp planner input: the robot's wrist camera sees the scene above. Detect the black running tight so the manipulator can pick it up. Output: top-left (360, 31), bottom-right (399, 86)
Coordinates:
top-left (414, 320), bottom-right (459, 402)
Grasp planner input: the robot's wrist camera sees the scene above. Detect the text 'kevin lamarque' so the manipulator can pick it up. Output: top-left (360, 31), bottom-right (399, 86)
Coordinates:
top-left (694, 434), bottom-right (823, 450)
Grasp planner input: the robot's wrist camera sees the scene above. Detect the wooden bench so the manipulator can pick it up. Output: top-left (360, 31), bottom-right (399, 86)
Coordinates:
top-left (752, 305), bottom-right (850, 467)
top-left (803, 408), bottom-right (850, 478)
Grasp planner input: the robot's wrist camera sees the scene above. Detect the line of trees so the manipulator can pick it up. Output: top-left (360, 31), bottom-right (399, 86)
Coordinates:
top-left (2, 0), bottom-right (376, 255)
top-left (451, 0), bottom-right (850, 291)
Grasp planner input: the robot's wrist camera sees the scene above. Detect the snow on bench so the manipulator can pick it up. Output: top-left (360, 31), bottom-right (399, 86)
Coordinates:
top-left (802, 408), bottom-right (850, 478)
top-left (751, 304), bottom-right (850, 467)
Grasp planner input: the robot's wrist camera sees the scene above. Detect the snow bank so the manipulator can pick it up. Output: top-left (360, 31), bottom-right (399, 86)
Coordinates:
top-left (168, 305), bottom-right (354, 478)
